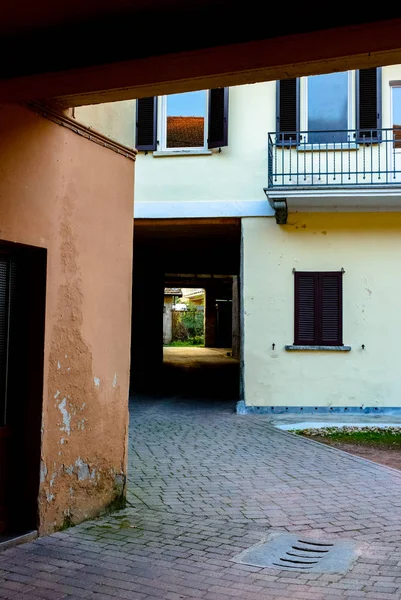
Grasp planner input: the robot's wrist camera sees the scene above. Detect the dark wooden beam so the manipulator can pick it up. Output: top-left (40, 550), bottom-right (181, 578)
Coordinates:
top-left (1, 19), bottom-right (401, 105)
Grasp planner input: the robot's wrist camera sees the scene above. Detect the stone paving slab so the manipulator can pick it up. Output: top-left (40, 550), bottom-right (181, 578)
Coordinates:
top-left (0, 396), bottom-right (401, 599)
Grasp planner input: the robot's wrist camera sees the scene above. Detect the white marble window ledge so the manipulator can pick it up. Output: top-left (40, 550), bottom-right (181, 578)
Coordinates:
top-left (285, 345), bottom-right (351, 351)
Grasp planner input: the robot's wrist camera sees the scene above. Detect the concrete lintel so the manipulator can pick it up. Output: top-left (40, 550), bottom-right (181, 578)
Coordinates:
top-left (134, 200), bottom-right (274, 220)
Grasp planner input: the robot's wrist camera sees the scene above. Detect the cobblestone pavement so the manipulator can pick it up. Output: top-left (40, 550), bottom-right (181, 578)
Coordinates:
top-left (1, 396), bottom-right (401, 599)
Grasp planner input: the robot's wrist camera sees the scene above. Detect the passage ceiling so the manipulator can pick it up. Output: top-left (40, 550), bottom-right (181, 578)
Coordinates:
top-left (2, 6), bottom-right (401, 105)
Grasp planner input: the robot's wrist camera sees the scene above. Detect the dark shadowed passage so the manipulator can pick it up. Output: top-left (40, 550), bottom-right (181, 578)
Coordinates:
top-left (162, 347), bottom-right (239, 401)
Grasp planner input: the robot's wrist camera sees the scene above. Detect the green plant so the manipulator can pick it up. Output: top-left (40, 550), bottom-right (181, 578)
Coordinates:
top-left (180, 303), bottom-right (204, 338)
top-left (171, 301), bottom-right (204, 343)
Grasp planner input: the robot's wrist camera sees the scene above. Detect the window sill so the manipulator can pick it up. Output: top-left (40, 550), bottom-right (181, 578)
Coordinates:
top-left (153, 150), bottom-right (212, 157)
top-left (285, 345), bottom-right (351, 351)
top-left (297, 143), bottom-right (359, 152)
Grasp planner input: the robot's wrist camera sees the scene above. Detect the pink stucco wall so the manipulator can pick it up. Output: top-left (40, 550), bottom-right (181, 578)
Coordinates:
top-left (0, 104), bottom-right (134, 533)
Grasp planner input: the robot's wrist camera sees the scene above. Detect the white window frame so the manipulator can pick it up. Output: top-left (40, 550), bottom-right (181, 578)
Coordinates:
top-left (159, 91), bottom-right (209, 153)
top-left (390, 83), bottom-right (401, 154)
top-left (300, 71), bottom-right (355, 146)
top-left (389, 82), bottom-right (401, 183)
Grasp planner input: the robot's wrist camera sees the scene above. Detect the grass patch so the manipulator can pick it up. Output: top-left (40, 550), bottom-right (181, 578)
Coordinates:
top-left (292, 426), bottom-right (401, 447)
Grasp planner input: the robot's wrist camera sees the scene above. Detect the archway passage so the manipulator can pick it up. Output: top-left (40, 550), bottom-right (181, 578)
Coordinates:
top-left (130, 219), bottom-right (240, 404)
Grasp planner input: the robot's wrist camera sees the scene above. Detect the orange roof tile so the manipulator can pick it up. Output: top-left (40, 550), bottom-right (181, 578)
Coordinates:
top-left (167, 116), bottom-right (204, 148)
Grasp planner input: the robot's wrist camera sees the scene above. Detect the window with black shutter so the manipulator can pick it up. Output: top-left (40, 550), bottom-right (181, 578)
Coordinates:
top-left (136, 97), bottom-right (158, 151)
top-left (356, 68), bottom-right (382, 142)
top-left (208, 88), bottom-right (229, 149)
top-left (294, 272), bottom-right (343, 346)
top-left (276, 78), bottom-right (299, 145)
top-left (277, 69), bottom-right (382, 145)
top-left (136, 89), bottom-right (229, 152)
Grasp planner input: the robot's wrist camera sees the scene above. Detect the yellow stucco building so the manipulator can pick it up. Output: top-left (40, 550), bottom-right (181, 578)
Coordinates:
top-left (77, 64), bottom-right (401, 415)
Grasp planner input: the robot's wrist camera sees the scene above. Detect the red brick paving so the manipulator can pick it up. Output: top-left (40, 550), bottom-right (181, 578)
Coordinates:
top-left (0, 396), bottom-right (400, 598)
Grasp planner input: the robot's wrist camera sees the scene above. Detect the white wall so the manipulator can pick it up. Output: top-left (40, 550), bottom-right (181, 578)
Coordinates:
top-left (134, 82), bottom-right (276, 204)
top-left (382, 64), bottom-right (401, 129)
top-left (74, 101), bottom-right (136, 149)
top-left (242, 213), bottom-right (401, 408)
top-left (71, 65), bottom-right (401, 207)
top-left (72, 70), bottom-right (401, 411)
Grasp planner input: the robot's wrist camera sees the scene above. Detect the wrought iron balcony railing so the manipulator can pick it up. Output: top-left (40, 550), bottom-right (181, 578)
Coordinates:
top-left (267, 128), bottom-right (401, 189)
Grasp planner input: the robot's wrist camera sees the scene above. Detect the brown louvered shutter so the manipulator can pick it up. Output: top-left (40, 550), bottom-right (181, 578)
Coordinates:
top-left (319, 273), bottom-right (343, 346)
top-left (277, 79), bottom-right (300, 145)
top-left (136, 97), bottom-right (158, 151)
top-left (356, 68), bottom-right (382, 142)
top-left (294, 272), bottom-right (318, 345)
top-left (208, 88), bottom-right (229, 149)
top-left (295, 272), bottom-right (343, 346)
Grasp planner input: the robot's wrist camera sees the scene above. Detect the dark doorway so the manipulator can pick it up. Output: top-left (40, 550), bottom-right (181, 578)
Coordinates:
top-left (216, 299), bottom-right (232, 348)
top-left (130, 219), bottom-right (240, 403)
top-left (0, 242), bottom-right (47, 538)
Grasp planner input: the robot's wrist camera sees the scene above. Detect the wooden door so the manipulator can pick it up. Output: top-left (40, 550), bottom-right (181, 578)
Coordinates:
top-left (0, 258), bottom-right (15, 533)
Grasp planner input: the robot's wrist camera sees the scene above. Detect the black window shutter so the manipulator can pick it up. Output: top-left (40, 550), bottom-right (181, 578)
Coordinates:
top-left (208, 88), bottom-right (229, 149)
top-left (294, 272), bottom-right (318, 345)
top-left (136, 97), bottom-right (157, 151)
top-left (356, 68), bottom-right (382, 142)
top-left (277, 78), bottom-right (300, 145)
top-left (319, 273), bottom-right (343, 346)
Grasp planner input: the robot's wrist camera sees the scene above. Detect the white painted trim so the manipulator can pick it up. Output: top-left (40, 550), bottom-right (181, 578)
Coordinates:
top-left (134, 200), bottom-right (275, 219)
top-left (153, 150), bottom-right (212, 157)
top-left (390, 86), bottom-right (401, 172)
top-left (265, 185), bottom-right (401, 211)
top-left (290, 206), bottom-right (401, 212)
top-left (267, 186), bottom-right (401, 199)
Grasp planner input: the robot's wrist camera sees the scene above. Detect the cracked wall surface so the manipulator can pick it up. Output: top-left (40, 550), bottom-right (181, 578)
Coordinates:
top-left (0, 104), bottom-right (134, 534)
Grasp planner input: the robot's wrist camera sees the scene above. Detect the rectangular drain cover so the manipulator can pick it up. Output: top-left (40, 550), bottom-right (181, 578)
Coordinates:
top-left (232, 532), bottom-right (361, 573)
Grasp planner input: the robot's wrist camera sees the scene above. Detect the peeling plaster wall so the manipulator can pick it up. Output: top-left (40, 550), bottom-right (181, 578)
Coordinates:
top-left (242, 214), bottom-right (401, 408)
top-left (0, 104), bottom-right (134, 534)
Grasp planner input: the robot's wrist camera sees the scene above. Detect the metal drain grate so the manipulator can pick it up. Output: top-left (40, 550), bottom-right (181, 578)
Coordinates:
top-left (232, 532), bottom-right (361, 573)
top-left (272, 539), bottom-right (333, 570)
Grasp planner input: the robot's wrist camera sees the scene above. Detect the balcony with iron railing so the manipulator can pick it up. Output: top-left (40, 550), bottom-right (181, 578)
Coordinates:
top-left (264, 128), bottom-right (401, 223)
top-left (267, 128), bottom-right (401, 188)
